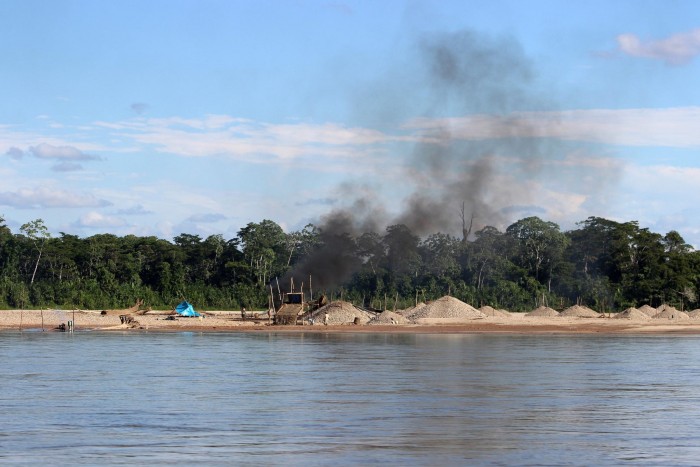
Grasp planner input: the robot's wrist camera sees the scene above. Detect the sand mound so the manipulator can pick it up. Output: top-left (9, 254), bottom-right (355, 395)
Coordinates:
top-left (368, 310), bottom-right (410, 325)
top-left (559, 305), bottom-right (600, 318)
top-left (637, 305), bottom-right (658, 317)
top-left (652, 305), bottom-right (689, 320)
top-left (314, 301), bottom-right (374, 325)
top-left (687, 309), bottom-right (700, 319)
top-left (409, 296), bottom-right (484, 320)
top-left (479, 306), bottom-right (511, 318)
top-left (525, 306), bottom-right (560, 317)
top-left (613, 307), bottom-right (650, 320)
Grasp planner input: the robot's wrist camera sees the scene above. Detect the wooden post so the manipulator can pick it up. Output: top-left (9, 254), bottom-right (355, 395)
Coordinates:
top-left (384, 293), bottom-right (387, 311)
top-left (269, 284), bottom-right (275, 322)
top-left (393, 292), bottom-right (398, 312)
top-left (276, 277), bottom-right (282, 302)
top-left (301, 282), bottom-right (305, 326)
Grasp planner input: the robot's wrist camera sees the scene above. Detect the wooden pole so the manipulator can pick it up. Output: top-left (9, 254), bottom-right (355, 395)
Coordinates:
top-left (309, 275), bottom-right (313, 301)
top-left (393, 292), bottom-right (398, 312)
top-left (276, 277), bottom-right (282, 302)
top-left (384, 293), bottom-right (387, 311)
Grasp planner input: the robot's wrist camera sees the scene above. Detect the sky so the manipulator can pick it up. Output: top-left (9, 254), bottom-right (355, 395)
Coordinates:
top-left (2, 0), bottom-right (700, 246)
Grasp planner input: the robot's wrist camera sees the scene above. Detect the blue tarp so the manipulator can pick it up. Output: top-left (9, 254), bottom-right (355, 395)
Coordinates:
top-left (175, 301), bottom-right (201, 317)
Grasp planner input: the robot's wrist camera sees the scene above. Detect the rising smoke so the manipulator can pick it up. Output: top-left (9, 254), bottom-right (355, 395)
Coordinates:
top-left (287, 29), bottom-right (616, 289)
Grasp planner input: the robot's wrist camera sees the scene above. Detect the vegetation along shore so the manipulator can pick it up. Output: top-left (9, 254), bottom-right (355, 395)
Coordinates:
top-left (1, 215), bottom-right (698, 319)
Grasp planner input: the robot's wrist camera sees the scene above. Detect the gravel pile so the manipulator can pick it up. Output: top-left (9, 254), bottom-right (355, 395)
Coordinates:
top-left (398, 303), bottom-right (425, 317)
top-left (525, 306), bottom-right (560, 317)
top-left (408, 296), bottom-right (484, 320)
top-left (314, 301), bottom-right (374, 325)
top-left (368, 310), bottom-right (410, 325)
top-left (559, 305), bottom-right (600, 318)
top-left (479, 306), bottom-right (511, 318)
top-left (638, 305), bottom-right (658, 317)
top-left (652, 305), bottom-right (689, 320)
top-left (613, 307), bottom-right (651, 320)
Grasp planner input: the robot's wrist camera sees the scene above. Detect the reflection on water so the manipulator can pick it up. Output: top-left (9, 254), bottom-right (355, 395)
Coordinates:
top-left (1, 331), bottom-right (700, 465)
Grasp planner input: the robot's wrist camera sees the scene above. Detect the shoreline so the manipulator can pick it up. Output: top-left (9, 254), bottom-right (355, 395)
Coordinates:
top-left (4, 310), bottom-right (700, 335)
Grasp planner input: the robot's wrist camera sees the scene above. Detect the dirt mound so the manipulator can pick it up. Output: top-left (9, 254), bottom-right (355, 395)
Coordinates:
top-left (559, 305), bottom-right (600, 318)
top-left (408, 296), bottom-right (484, 320)
top-left (637, 305), bottom-right (658, 317)
top-left (652, 305), bottom-right (689, 320)
top-left (368, 310), bottom-right (410, 325)
top-left (525, 306), bottom-right (560, 317)
top-left (314, 301), bottom-right (374, 325)
top-left (613, 307), bottom-right (650, 320)
top-left (479, 306), bottom-right (511, 318)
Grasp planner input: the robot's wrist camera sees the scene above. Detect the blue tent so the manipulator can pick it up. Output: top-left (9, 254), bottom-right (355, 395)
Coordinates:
top-left (175, 301), bottom-right (201, 317)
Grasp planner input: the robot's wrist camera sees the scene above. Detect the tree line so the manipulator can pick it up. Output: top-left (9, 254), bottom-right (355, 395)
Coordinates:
top-left (0, 215), bottom-right (698, 312)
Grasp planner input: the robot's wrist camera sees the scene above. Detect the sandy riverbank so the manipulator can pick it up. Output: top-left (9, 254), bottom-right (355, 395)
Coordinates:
top-left (3, 309), bottom-right (700, 334)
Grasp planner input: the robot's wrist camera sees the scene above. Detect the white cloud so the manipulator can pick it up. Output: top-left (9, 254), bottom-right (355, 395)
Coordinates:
top-left (624, 164), bottom-right (700, 196)
top-left (98, 115), bottom-right (394, 165)
top-left (406, 107), bottom-right (700, 148)
top-left (29, 143), bottom-right (100, 161)
top-left (75, 211), bottom-right (127, 228)
top-left (52, 162), bottom-right (84, 172)
top-left (186, 213), bottom-right (227, 223)
top-left (610, 163), bottom-right (700, 246)
top-left (0, 187), bottom-right (111, 209)
top-left (617, 29), bottom-right (700, 65)
top-left (116, 204), bottom-right (153, 215)
top-left (5, 147), bottom-right (24, 159)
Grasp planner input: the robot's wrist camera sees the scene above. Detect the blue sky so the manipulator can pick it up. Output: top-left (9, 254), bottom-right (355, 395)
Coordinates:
top-left (2, 0), bottom-right (700, 246)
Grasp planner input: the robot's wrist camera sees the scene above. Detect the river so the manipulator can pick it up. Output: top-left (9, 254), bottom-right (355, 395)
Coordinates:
top-left (1, 331), bottom-right (700, 465)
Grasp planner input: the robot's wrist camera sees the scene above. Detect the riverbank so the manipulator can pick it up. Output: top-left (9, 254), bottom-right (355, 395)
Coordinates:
top-left (4, 309), bottom-right (700, 334)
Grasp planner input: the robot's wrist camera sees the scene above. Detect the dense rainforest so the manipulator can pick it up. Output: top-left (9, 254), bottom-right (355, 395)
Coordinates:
top-left (0, 215), bottom-right (698, 312)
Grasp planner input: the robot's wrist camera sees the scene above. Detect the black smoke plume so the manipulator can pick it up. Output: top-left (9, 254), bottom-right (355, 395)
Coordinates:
top-left (285, 29), bottom-right (616, 290)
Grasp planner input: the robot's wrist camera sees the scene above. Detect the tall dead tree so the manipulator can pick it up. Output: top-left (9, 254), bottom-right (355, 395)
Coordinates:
top-left (460, 202), bottom-right (475, 244)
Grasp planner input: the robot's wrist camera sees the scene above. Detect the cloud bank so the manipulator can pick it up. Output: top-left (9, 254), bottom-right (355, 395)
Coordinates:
top-left (618, 28), bottom-right (700, 65)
